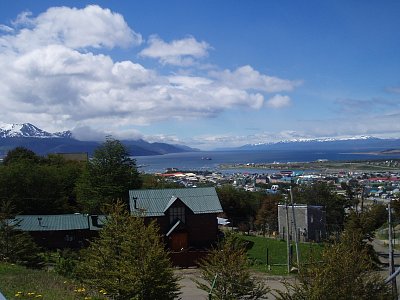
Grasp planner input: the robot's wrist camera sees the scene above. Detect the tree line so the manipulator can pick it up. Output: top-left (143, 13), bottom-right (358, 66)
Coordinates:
top-left (0, 137), bottom-right (142, 215)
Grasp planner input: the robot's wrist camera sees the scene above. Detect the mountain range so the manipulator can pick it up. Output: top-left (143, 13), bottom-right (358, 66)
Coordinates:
top-left (0, 123), bottom-right (198, 157)
top-left (233, 135), bottom-right (400, 152)
top-left (1, 123), bottom-right (400, 157)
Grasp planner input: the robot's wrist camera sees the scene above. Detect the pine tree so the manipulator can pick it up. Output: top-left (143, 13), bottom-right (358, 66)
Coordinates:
top-left (77, 202), bottom-right (180, 300)
top-left (0, 200), bottom-right (41, 267)
top-left (196, 234), bottom-right (270, 300)
top-left (276, 230), bottom-right (391, 300)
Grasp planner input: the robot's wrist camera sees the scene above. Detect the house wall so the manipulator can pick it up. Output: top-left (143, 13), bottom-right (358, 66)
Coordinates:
top-left (307, 206), bottom-right (326, 242)
top-left (145, 212), bottom-right (219, 249)
top-left (186, 212), bottom-right (219, 248)
top-left (29, 229), bottom-right (97, 249)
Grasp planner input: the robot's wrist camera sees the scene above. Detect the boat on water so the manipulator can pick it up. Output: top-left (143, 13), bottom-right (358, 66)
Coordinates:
top-left (201, 157), bottom-right (212, 160)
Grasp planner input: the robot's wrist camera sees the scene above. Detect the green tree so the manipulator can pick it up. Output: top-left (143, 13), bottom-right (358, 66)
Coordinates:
top-left (341, 179), bottom-right (363, 211)
top-left (2, 147), bottom-right (40, 165)
top-left (345, 204), bottom-right (387, 239)
top-left (196, 234), bottom-right (270, 300)
top-left (0, 200), bottom-right (41, 267)
top-left (0, 148), bottom-right (84, 214)
top-left (217, 186), bottom-right (262, 228)
top-left (276, 230), bottom-right (391, 300)
top-left (293, 182), bottom-right (350, 232)
top-left (255, 194), bottom-right (282, 236)
top-left (76, 137), bottom-right (142, 213)
top-left (0, 159), bottom-right (79, 214)
top-left (77, 202), bottom-right (180, 300)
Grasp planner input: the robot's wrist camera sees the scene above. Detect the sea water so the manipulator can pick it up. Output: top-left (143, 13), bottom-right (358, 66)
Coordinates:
top-left (133, 149), bottom-right (400, 173)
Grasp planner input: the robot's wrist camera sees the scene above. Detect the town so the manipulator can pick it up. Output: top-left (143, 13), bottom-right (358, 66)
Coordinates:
top-left (157, 160), bottom-right (400, 205)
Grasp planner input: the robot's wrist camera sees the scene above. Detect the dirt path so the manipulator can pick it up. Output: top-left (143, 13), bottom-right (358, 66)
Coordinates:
top-left (176, 268), bottom-right (294, 299)
top-left (371, 238), bottom-right (400, 294)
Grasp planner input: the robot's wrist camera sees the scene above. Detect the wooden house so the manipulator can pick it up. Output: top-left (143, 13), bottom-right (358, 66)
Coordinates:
top-left (8, 214), bottom-right (104, 249)
top-left (129, 187), bottom-right (223, 266)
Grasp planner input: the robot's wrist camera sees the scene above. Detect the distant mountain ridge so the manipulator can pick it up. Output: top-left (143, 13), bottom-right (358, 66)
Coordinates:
top-left (233, 136), bottom-right (400, 152)
top-left (0, 123), bottom-right (197, 157)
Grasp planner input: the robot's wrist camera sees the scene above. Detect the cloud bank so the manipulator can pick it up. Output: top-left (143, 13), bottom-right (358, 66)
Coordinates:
top-left (0, 5), bottom-right (298, 139)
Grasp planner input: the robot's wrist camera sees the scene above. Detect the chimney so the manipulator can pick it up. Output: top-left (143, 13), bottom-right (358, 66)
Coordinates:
top-left (91, 215), bottom-right (99, 227)
top-left (37, 217), bottom-right (43, 226)
top-left (133, 197), bottom-right (138, 209)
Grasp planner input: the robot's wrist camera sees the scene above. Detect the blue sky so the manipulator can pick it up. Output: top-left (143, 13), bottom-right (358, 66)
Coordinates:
top-left (0, 1), bottom-right (399, 149)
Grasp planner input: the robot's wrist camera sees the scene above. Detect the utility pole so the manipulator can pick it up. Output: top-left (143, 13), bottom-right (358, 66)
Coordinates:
top-left (285, 196), bottom-right (291, 274)
top-left (388, 200), bottom-right (398, 298)
top-left (290, 187), bottom-right (300, 272)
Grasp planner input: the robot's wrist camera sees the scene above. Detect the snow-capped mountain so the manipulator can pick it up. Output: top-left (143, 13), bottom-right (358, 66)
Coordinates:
top-left (0, 122), bottom-right (197, 157)
top-left (0, 123), bottom-right (71, 138)
top-left (230, 135), bottom-right (400, 152)
top-left (249, 135), bottom-right (377, 147)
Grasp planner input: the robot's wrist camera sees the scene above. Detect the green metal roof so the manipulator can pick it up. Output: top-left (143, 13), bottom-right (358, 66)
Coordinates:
top-left (129, 187), bottom-right (223, 217)
top-left (9, 214), bottom-right (106, 231)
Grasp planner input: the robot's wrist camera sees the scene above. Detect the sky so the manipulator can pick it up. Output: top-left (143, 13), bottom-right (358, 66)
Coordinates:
top-left (0, 1), bottom-right (399, 149)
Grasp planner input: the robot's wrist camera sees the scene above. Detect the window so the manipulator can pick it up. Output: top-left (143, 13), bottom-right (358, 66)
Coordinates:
top-left (170, 206), bottom-right (185, 224)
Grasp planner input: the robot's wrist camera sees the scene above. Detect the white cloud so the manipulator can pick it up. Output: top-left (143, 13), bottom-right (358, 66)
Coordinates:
top-left (12, 11), bottom-right (34, 27)
top-left (266, 94), bottom-right (292, 108)
top-left (210, 65), bottom-right (302, 93)
top-left (146, 134), bottom-right (181, 144)
top-left (0, 24), bottom-right (14, 33)
top-left (140, 36), bottom-right (210, 66)
top-left (0, 5), bottom-right (302, 141)
top-left (0, 5), bottom-right (141, 52)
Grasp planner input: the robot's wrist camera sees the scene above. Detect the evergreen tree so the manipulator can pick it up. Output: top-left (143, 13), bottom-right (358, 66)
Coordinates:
top-left (76, 137), bottom-right (142, 213)
top-left (2, 147), bottom-right (40, 165)
top-left (77, 202), bottom-right (180, 300)
top-left (255, 195), bottom-right (281, 236)
top-left (0, 200), bottom-right (41, 267)
top-left (196, 234), bottom-right (270, 300)
top-left (276, 230), bottom-right (391, 300)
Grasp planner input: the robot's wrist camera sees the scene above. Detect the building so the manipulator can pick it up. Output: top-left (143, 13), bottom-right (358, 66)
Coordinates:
top-left (53, 152), bottom-right (89, 162)
top-left (8, 214), bottom-right (104, 249)
top-left (278, 204), bottom-right (326, 242)
top-left (129, 187), bottom-right (223, 266)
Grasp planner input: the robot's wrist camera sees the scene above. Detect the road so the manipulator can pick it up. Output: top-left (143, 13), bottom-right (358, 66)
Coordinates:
top-left (371, 238), bottom-right (400, 294)
top-left (177, 268), bottom-right (293, 300)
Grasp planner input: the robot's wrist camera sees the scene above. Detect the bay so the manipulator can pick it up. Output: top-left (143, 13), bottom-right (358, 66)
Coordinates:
top-left (134, 150), bottom-right (400, 174)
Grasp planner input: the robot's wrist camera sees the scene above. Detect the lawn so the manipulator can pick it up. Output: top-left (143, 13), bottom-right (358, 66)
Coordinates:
top-left (240, 235), bottom-right (325, 275)
top-left (0, 263), bottom-right (105, 300)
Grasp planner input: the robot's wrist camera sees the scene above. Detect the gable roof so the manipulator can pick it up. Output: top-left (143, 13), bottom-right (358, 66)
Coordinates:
top-left (8, 214), bottom-right (106, 231)
top-left (129, 187), bottom-right (223, 217)
top-left (163, 196), bottom-right (194, 213)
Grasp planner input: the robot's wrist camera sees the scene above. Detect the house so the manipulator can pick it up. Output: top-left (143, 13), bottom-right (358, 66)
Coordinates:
top-left (129, 187), bottom-right (223, 266)
top-left (278, 204), bottom-right (326, 242)
top-left (53, 152), bottom-right (89, 162)
top-left (8, 214), bottom-right (104, 249)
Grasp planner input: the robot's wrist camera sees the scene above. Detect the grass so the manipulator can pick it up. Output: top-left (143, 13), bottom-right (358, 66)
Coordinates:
top-left (0, 263), bottom-right (105, 300)
top-left (240, 235), bottom-right (325, 276)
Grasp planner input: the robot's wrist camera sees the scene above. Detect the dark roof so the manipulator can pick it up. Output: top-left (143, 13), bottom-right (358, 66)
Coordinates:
top-left (8, 214), bottom-right (106, 231)
top-left (129, 187), bottom-right (223, 217)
